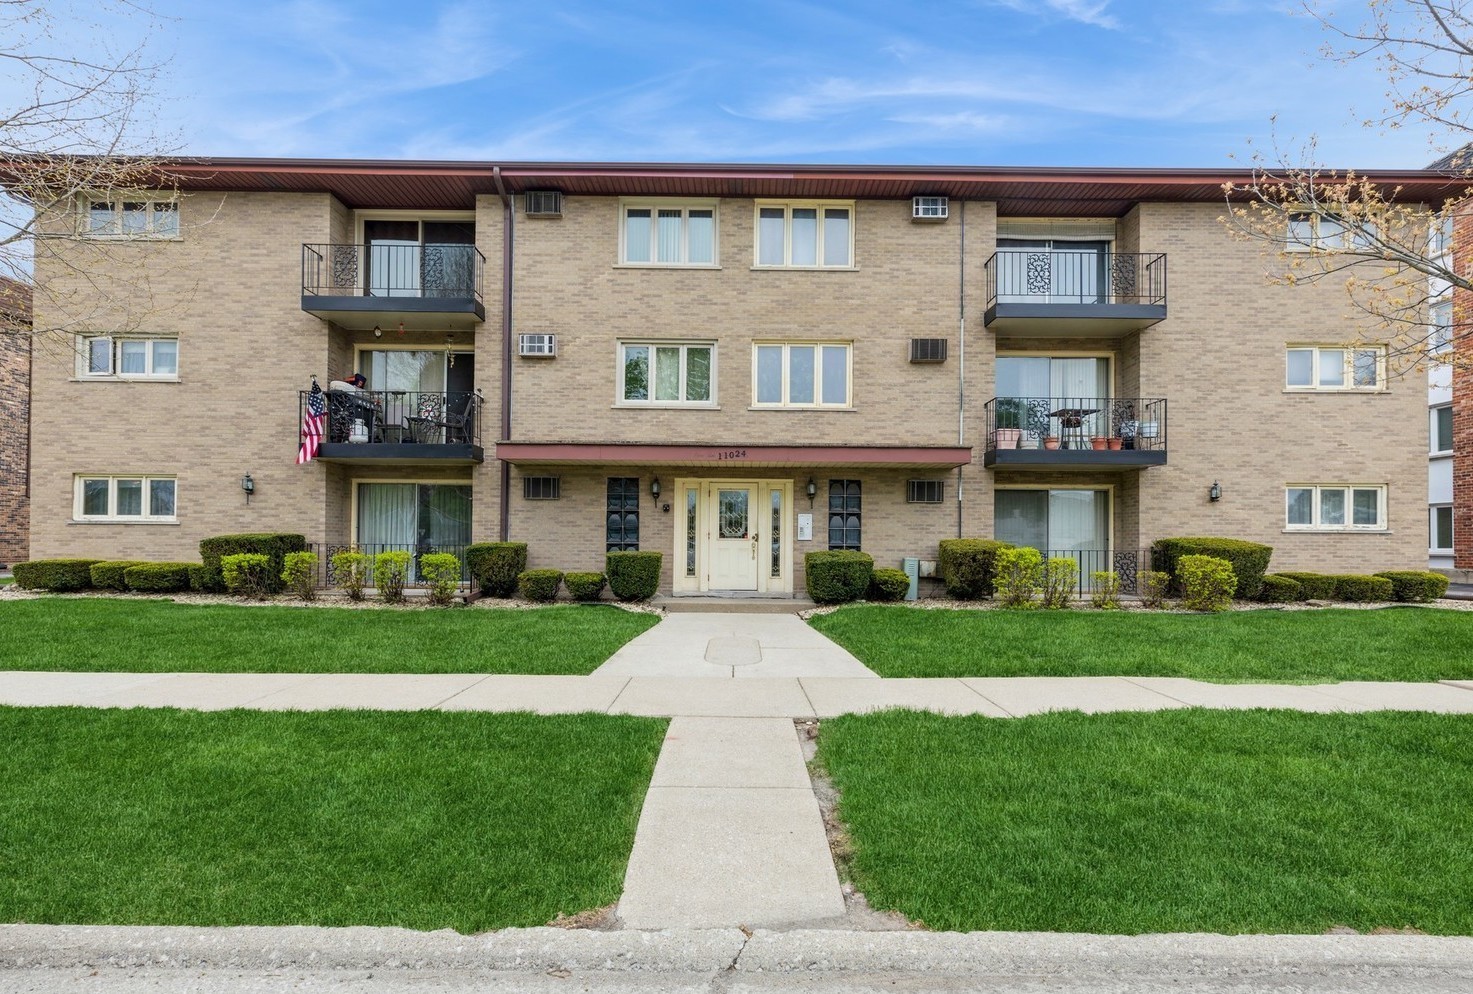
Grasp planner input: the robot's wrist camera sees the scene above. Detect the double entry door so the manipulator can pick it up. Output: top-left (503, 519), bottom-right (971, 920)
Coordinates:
top-left (675, 479), bottom-right (792, 594)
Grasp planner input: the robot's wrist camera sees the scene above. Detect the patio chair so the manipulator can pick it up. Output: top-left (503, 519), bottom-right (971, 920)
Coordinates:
top-left (406, 394), bottom-right (479, 445)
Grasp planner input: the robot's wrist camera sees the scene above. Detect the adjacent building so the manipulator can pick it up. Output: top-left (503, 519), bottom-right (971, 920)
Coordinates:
top-left (0, 276), bottom-right (31, 567)
top-left (17, 160), bottom-right (1454, 594)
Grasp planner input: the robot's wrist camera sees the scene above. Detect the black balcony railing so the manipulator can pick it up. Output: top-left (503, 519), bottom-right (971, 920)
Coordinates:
top-left (302, 243), bottom-right (485, 302)
top-left (984, 251), bottom-right (1166, 309)
top-left (300, 388), bottom-right (482, 448)
top-left (305, 542), bottom-right (472, 590)
top-left (1027, 549), bottom-right (1152, 595)
top-left (984, 397), bottom-right (1167, 455)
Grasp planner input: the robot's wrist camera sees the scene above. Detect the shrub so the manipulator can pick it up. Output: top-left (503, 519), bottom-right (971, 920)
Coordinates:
top-left (868, 567), bottom-right (911, 602)
top-left (1374, 570), bottom-right (1450, 603)
top-left (220, 553), bottom-right (273, 599)
top-left (1090, 571), bottom-right (1121, 610)
top-left (374, 551), bottom-right (410, 604)
top-left (188, 563), bottom-right (214, 592)
top-left (1332, 574), bottom-right (1394, 603)
top-left (281, 551), bottom-right (319, 602)
top-left (1178, 555), bottom-right (1236, 612)
top-left (465, 542), bottom-right (528, 598)
top-left (1256, 574), bottom-right (1303, 603)
top-left (198, 533), bottom-right (306, 595)
top-left (805, 550), bottom-right (875, 605)
top-left (1152, 537), bottom-right (1273, 600)
top-left (89, 560), bottom-right (147, 591)
top-left (1275, 571), bottom-right (1338, 601)
top-left (994, 547), bottom-right (1043, 609)
top-left (1139, 570), bottom-right (1171, 609)
top-left (123, 562), bottom-right (194, 593)
top-left (607, 551), bottom-right (663, 602)
top-left (518, 568), bottom-right (564, 602)
top-left (1041, 557), bottom-right (1077, 609)
top-left (330, 551), bottom-right (370, 601)
top-left (420, 553), bottom-right (463, 607)
top-left (937, 539), bottom-right (1013, 600)
top-left (12, 559), bottom-right (100, 592)
top-left (565, 571), bottom-right (607, 602)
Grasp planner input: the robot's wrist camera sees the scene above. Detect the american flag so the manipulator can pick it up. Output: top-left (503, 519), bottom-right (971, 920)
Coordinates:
top-left (297, 381), bottom-right (326, 464)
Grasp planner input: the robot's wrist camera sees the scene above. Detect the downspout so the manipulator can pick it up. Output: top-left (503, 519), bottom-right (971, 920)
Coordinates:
top-left (493, 166), bottom-right (514, 542)
top-left (956, 199), bottom-right (966, 538)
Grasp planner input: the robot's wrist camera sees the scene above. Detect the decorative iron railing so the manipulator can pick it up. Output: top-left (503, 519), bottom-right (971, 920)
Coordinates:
top-left (1034, 549), bottom-right (1152, 595)
top-left (983, 397), bottom-right (1167, 454)
top-left (300, 389), bottom-right (482, 448)
top-left (984, 251), bottom-right (1166, 309)
top-left (305, 542), bottom-right (472, 590)
top-left (302, 242), bottom-right (485, 302)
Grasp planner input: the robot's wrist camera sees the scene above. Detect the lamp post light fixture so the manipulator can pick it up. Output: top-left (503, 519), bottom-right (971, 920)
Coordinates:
top-left (806, 477), bottom-right (818, 508)
top-left (1208, 480), bottom-right (1222, 503)
top-left (241, 473), bottom-right (255, 505)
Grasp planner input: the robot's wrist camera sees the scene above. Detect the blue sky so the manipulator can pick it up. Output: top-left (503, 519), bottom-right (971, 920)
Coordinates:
top-left (131, 0), bottom-right (1453, 166)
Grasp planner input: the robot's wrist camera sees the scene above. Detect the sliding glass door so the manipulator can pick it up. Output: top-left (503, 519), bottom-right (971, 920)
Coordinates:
top-left (996, 356), bottom-right (1111, 440)
top-left (995, 489), bottom-right (1110, 582)
top-left (996, 238), bottom-right (1109, 303)
top-left (356, 482), bottom-right (472, 579)
top-left (363, 219), bottom-right (476, 298)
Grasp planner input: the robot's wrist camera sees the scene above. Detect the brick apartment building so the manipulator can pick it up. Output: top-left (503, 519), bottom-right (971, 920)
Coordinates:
top-left (15, 160), bottom-right (1457, 594)
top-left (0, 276), bottom-right (31, 567)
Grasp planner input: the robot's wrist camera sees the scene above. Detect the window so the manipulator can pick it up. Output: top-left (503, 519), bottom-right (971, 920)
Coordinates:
top-left (754, 202), bottom-right (853, 268)
top-left (607, 477), bottom-right (640, 551)
top-left (618, 342), bottom-right (714, 405)
top-left (1432, 505), bottom-right (1454, 552)
top-left (81, 197), bottom-right (179, 238)
top-left (1431, 215), bottom-right (1454, 258)
top-left (1285, 346), bottom-right (1385, 390)
top-left (620, 202), bottom-right (716, 266)
top-left (907, 480), bottom-right (945, 504)
top-left (1285, 485), bottom-right (1386, 530)
top-left (1286, 212), bottom-right (1350, 251)
top-left (1433, 405), bottom-right (1454, 454)
top-left (522, 476), bottom-right (561, 500)
top-left (75, 475), bottom-right (177, 521)
top-left (1431, 299), bottom-right (1453, 354)
top-left (828, 480), bottom-right (861, 550)
top-left (80, 336), bottom-right (179, 378)
top-left (753, 342), bottom-right (851, 408)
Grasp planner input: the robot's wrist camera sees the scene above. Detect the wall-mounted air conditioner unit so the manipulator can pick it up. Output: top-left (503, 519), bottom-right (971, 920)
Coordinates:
top-left (524, 191), bottom-right (563, 217)
top-left (909, 338), bottom-right (948, 363)
top-left (912, 196), bottom-right (949, 222)
top-left (518, 333), bottom-right (557, 357)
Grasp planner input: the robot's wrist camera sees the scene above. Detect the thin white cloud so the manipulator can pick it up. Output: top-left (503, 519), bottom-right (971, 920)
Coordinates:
top-left (990, 0), bottom-right (1120, 30)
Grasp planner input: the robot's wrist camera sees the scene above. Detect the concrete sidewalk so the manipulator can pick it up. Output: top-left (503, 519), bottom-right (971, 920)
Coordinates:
top-left (592, 611), bottom-right (877, 678)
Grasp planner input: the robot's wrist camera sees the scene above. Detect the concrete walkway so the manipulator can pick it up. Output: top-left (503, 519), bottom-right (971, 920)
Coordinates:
top-left (591, 611), bottom-right (877, 678)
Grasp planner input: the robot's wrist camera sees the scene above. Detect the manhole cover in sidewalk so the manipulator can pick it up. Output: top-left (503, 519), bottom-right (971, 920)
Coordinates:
top-left (705, 636), bottom-right (763, 666)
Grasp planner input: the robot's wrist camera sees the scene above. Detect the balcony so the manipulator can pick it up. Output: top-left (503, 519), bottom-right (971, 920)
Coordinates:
top-left (983, 251), bottom-right (1166, 335)
top-left (983, 397), bottom-right (1167, 469)
top-left (301, 243), bottom-right (486, 330)
top-left (301, 389), bottom-right (484, 465)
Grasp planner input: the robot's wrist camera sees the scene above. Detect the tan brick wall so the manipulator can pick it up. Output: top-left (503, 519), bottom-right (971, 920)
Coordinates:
top-left (0, 323), bottom-right (29, 564)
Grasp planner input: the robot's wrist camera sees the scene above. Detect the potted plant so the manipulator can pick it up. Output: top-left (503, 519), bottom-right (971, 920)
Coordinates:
top-left (993, 397), bottom-right (1026, 450)
top-left (1090, 436), bottom-right (1108, 450)
top-left (1043, 436), bottom-right (1061, 450)
top-left (1107, 436), bottom-right (1124, 450)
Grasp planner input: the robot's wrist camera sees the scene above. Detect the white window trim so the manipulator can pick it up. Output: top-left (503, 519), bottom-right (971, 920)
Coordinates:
top-left (1430, 298), bottom-right (1454, 355)
top-left (1431, 504), bottom-right (1454, 553)
top-left (77, 194), bottom-right (181, 240)
top-left (76, 335), bottom-right (181, 381)
top-left (615, 341), bottom-right (718, 408)
top-left (1284, 211), bottom-right (1362, 252)
top-left (73, 475), bottom-right (178, 523)
top-left (1284, 344), bottom-right (1387, 392)
top-left (1432, 404), bottom-right (1454, 455)
top-left (1284, 484), bottom-right (1387, 532)
top-left (616, 199), bottom-right (720, 268)
top-left (751, 341), bottom-right (854, 409)
top-left (752, 200), bottom-right (856, 270)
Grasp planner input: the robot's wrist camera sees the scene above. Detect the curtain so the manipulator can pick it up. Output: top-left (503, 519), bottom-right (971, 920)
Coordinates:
top-left (687, 210), bottom-right (714, 263)
top-left (418, 484), bottom-right (472, 548)
top-left (357, 483), bottom-right (417, 547)
top-left (657, 210), bottom-right (682, 263)
top-left (994, 490), bottom-right (1047, 550)
top-left (1050, 358), bottom-right (1109, 436)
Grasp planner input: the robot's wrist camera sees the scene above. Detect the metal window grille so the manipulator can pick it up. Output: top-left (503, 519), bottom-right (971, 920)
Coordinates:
top-left (908, 338), bottom-right (948, 363)
top-left (522, 476), bottom-right (561, 500)
top-left (525, 191), bottom-right (563, 217)
top-left (606, 477), bottom-right (640, 551)
top-left (907, 480), bottom-right (944, 504)
top-left (828, 479), bottom-right (861, 550)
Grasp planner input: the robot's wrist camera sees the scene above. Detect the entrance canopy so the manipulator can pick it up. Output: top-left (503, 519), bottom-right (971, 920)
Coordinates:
top-left (495, 442), bottom-right (973, 470)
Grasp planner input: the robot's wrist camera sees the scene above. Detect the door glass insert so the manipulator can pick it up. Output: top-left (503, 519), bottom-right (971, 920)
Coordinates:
top-left (718, 490), bottom-right (749, 539)
top-left (770, 490), bottom-right (782, 578)
top-left (685, 488), bottom-right (698, 577)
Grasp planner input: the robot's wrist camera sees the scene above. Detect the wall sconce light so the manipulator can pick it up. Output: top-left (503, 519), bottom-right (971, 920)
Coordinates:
top-left (806, 477), bottom-right (818, 508)
top-left (241, 473), bottom-right (255, 505)
top-left (1208, 480), bottom-right (1222, 503)
top-left (372, 325), bottom-right (383, 339)
top-left (650, 477), bottom-right (661, 499)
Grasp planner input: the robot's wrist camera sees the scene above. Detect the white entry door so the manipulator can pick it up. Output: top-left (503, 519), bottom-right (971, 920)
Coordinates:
top-left (707, 486), bottom-right (760, 591)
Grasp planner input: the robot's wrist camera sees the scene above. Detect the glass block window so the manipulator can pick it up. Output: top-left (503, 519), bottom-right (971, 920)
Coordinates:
top-left (607, 477), bottom-right (640, 551)
top-left (828, 479), bottom-right (861, 550)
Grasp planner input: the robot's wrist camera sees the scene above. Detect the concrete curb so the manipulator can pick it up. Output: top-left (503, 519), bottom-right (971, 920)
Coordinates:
top-left (5, 925), bottom-right (1473, 977)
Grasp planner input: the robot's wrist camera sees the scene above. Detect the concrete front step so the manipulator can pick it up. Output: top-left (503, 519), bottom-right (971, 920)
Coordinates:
top-left (654, 595), bottom-right (817, 614)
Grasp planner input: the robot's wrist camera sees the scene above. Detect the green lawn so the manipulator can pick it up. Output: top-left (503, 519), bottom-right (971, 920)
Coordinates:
top-left (810, 605), bottom-right (1473, 682)
top-left (0, 599), bottom-right (657, 674)
top-left (819, 709), bottom-right (1473, 935)
top-left (0, 707), bottom-right (666, 931)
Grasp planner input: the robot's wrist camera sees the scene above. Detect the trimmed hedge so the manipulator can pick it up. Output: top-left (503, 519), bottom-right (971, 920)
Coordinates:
top-left (89, 560), bottom-right (147, 591)
top-left (1178, 554), bottom-right (1236, 612)
top-left (868, 567), bottom-right (911, 602)
top-left (518, 568), bottom-right (564, 602)
top-left (221, 553), bottom-right (273, 598)
top-left (188, 564), bottom-right (214, 592)
top-left (281, 551), bottom-right (318, 602)
top-left (1375, 570), bottom-right (1450, 603)
top-left (1275, 571), bottom-right (1338, 601)
top-left (994, 547), bottom-right (1043, 609)
top-left (1332, 574), bottom-right (1394, 603)
top-left (1139, 570), bottom-right (1171, 609)
top-left (12, 559), bottom-right (100, 592)
top-left (419, 553), bottom-right (463, 607)
top-left (374, 551), bottom-right (410, 604)
top-left (123, 562), bottom-right (194, 593)
top-left (465, 543), bottom-right (528, 598)
top-left (1257, 574), bottom-right (1303, 603)
top-left (1152, 537), bottom-right (1273, 600)
top-left (937, 539), bottom-right (1012, 600)
top-left (565, 571), bottom-right (607, 602)
top-left (198, 533), bottom-right (306, 595)
top-left (607, 551), bottom-right (662, 602)
top-left (806, 550), bottom-right (875, 605)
